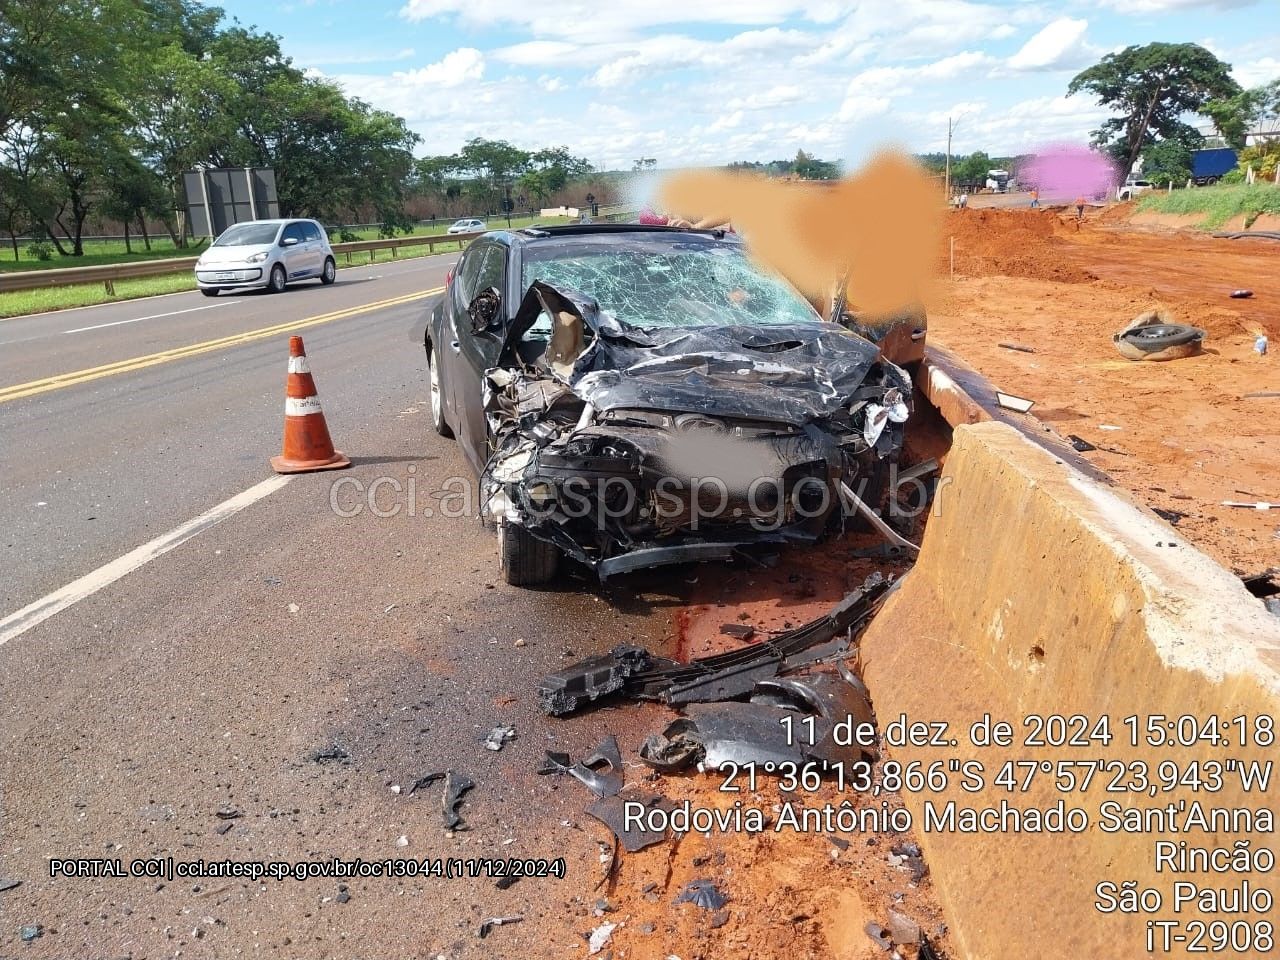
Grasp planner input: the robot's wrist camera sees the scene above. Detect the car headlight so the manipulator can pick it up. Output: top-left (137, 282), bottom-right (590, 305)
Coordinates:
top-left (246, 251), bottom-right (269, 263)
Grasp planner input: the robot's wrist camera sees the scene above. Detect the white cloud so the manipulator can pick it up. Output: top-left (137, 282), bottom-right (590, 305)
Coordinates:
top-left (394, 48), bottom-right (485, 88)
top-left (727, 85), bottom-right (806, 111)
top-left (709, 110), bottom-right (745, 132)
top-left (1097, 0), bottom-right (1256, 11)
top-left (1007, 18), bottom-right (1094, 71)
top-left (537, 74), bottom-right (567, 92)
top-left (1232, 56), bottom-right (1280, 88)
top-left (949, 93), bottom-right (1110, 154)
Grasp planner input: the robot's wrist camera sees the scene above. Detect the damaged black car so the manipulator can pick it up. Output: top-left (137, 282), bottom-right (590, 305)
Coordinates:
top-left (421, 224), bottom-right (913, 585)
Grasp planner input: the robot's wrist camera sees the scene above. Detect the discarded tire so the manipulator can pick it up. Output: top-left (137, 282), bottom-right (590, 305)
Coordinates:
top-left (1114, 322), bottom-right (1205, 362)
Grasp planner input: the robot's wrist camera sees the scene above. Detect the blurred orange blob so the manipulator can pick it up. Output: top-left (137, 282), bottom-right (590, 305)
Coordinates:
top-left (657, 151), bottom-right (939, 322)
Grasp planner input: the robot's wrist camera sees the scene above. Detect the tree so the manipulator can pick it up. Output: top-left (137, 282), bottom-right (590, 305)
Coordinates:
top-left (1141, 139), bottom-right (1193, 186)
top-left (1068, 43), bottom-right (1241, 175)
top-left (954, 151), bottom-right (992, 184)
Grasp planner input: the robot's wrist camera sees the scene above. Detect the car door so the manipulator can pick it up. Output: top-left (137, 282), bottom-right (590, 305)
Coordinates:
top-left (451, 241), bottom-right (509, 472)
top-left (301, 220), bottom-right (325, 274)
top-left (441, 244), bottom-right (486, 460)
top-left (279, 222), bottom-right (311, 280)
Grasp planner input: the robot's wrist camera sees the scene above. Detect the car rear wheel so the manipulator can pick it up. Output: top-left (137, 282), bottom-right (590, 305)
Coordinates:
top-left (267, 264), bottom-right (287, 294)
top-left (200, 288), bottom-right (219, 298)
top-left (498, 521), bottom-right (560, 586)
top-left (426, 349), bottom-right (453, 438)
top-left (320, 257), bottom-right (336, 285)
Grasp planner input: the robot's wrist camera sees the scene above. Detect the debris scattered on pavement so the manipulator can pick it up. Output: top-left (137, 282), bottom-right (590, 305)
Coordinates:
top-left (442, 771), bottom-right (475, 830)
top-left (587, 920), bottom-right (617, 954)
top-left (997, 341), bottom-right (1036, 353)
top-left (538, 645), bottom-right (655, 716)
top-left (484, 725), bottom-right (516, 751)
top-left (1222, 500), bottom-right (1279, 510)
top-left (585, 788), bottom-right (677, 852)
top-left (495, 874), bottom-right (521, 890)
top-left (538, 736), bottom-right (624, 797)
top-left (1229, 289), bottom-right (1253, 298)
top-left (718, 623), bottom-right (755, 640)
top-left (395, 835), bottom-right (409, 848)
top-left (890, 840), bottom-right (929, 882)
top-left (0, 878), bottom-right (23, 894)
top-left (408, 771), bottom-right (446, 795)
top-left (308, 742), bottom-right (351, 764)
top-left (334, 886), bottom-right (351, 904)
top-left (1243, 391), bottom-right (1280, 399)
top-left (214, 807), bottom-right (243, 820)
top-left (674, 878), bottom-right (728, 911)
top-left (478, 915), bottom-right (523, 939)
top-left (1152, 507), bottom-right (1186, 525)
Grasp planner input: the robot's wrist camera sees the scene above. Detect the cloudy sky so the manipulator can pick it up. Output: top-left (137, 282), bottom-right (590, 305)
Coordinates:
top-left (213, 0), bottom-right (1277, 168)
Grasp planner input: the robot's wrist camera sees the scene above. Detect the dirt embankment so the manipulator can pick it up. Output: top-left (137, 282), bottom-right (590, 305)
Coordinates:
top-left (935, 207), bottom-right (1279, 576)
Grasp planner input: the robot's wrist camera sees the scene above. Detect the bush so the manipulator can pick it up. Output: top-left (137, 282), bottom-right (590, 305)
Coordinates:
top-left (1137, 182), bottom-right (1280, 228)
top-left (25, 241), bottom-right (54, 261)
top-left (335, 228), bottom-right (359, 243)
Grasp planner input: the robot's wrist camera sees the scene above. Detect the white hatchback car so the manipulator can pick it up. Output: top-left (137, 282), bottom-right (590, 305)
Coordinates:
top-left (195, 219), bottom-right (336, 296)
top-left (446, 218), bottom-right (485, 235)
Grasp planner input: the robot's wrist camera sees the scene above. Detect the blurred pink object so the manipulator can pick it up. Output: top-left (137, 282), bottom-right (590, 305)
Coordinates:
top-left (1022, 145), bottom-right (1117, 203)
top-left (637, 209), bottom-right (670, 225)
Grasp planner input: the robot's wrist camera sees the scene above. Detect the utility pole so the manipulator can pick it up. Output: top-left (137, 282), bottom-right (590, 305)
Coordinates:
top-left (944, 116), bottom-right (953, 201)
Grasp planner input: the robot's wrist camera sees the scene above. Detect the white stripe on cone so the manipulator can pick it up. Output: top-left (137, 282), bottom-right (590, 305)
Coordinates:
top-left (285, 396), bottom-right (323, 416)
top-left (287, 356), bottom-right (311, 374)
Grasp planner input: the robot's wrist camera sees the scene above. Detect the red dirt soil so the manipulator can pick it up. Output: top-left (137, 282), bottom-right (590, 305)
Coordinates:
top-left (937, 207), bottom-right (1279, 576)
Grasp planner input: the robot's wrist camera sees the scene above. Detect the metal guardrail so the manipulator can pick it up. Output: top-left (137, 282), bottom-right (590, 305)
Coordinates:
top-left (0, 212), bottom-right (638, 296)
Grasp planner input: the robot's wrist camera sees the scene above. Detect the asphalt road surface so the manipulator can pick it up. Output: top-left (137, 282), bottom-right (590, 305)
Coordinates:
top-left (0, 256), bottom-right (683, 956)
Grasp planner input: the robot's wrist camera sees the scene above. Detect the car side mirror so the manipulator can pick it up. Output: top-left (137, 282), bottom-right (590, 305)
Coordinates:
top-left (468, 287), bottom-right (503, 333)
top-left (282, 236), bottom-right (299, 246)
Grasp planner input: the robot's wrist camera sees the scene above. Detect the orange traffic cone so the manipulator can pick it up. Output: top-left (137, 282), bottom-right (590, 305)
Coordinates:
top-left (270, 336), bottom-right (351, 474)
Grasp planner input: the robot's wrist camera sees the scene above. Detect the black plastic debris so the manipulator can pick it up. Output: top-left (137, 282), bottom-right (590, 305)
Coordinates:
top-left (719, 623), bottom-right (756, 640)
top-left (308, 743), bottom-right (350, 764)
top-left (585, 787), bottom-right (677, 852)
top-left (674, 878), bottom-right (728, 911)
top-left (1241, 568), bottom-right (1279, 600)
top-left (495, 874), bottom-right (520, 890)
top-left (214, 807), bottom-right (243, 820)
top-left (638, 720), bottom-right (703, 772)
top-left (539, 576), bottom-right (887, 716)
top-left (538, 645), bottom-right (654, 716)
top-left (538, 736), bottom-right (624, 797)
top-left (629, 574), bottom-right (889, 706)
top-left (1066, 434), bottom-right (1097, 452)
top-left (442, 771), bottom-right (475, 830)
top-left (478, 915), bottom-right (522, 939)
top-left (1152, 507), bottom-right (1186, 525)
top-left (0, 878), bottom-right (21, 894)
top-left (408, 771), bottom-right (446, 795)
top-left (920, 935), bottom-right (948, 960)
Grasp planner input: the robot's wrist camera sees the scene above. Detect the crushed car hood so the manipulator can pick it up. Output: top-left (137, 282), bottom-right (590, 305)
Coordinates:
top-left (502, 281), bottom-right (882, 424)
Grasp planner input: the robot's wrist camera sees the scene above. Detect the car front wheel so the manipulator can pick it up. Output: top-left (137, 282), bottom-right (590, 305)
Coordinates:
top-left (498, 521), bottom-right (560, 586)
top-left (200, 288), bottom-right (219, 298)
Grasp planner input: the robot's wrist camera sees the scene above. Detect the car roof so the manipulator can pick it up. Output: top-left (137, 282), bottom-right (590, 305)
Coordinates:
top-left (489, 223), bottom-right (741, 246)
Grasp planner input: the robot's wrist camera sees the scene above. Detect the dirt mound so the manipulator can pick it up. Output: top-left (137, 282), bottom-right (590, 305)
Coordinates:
top-left (944, 208), bottom-right (1096, 284)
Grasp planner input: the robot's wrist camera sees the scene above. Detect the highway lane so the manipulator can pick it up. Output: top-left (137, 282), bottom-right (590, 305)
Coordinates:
top-left (1, 253), bottom-right (456, 612)
top-left (0, 253), bottom-right (457, 392)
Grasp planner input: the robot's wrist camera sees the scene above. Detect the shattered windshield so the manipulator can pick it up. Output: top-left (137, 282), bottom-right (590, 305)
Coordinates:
top-left (521, 242), bottom-right (820, 330)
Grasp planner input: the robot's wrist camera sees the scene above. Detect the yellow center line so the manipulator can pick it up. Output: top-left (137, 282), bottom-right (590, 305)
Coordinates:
top-left (0, 288), bottom-right (443, 404)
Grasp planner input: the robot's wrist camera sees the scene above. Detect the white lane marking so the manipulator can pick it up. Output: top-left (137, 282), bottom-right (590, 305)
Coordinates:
top-left (63, 301), bottom-right (231, 334)
top-left (0, 475), bottom-right (291, 648)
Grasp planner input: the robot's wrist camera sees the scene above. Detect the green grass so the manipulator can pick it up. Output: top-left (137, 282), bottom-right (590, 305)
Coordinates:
top-left (1135, 183), bottom-right (1280, 230)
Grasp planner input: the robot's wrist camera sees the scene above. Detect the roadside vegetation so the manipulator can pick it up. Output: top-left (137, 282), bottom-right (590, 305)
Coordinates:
top-left (1135, 183), bottom-right (1280, 229)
